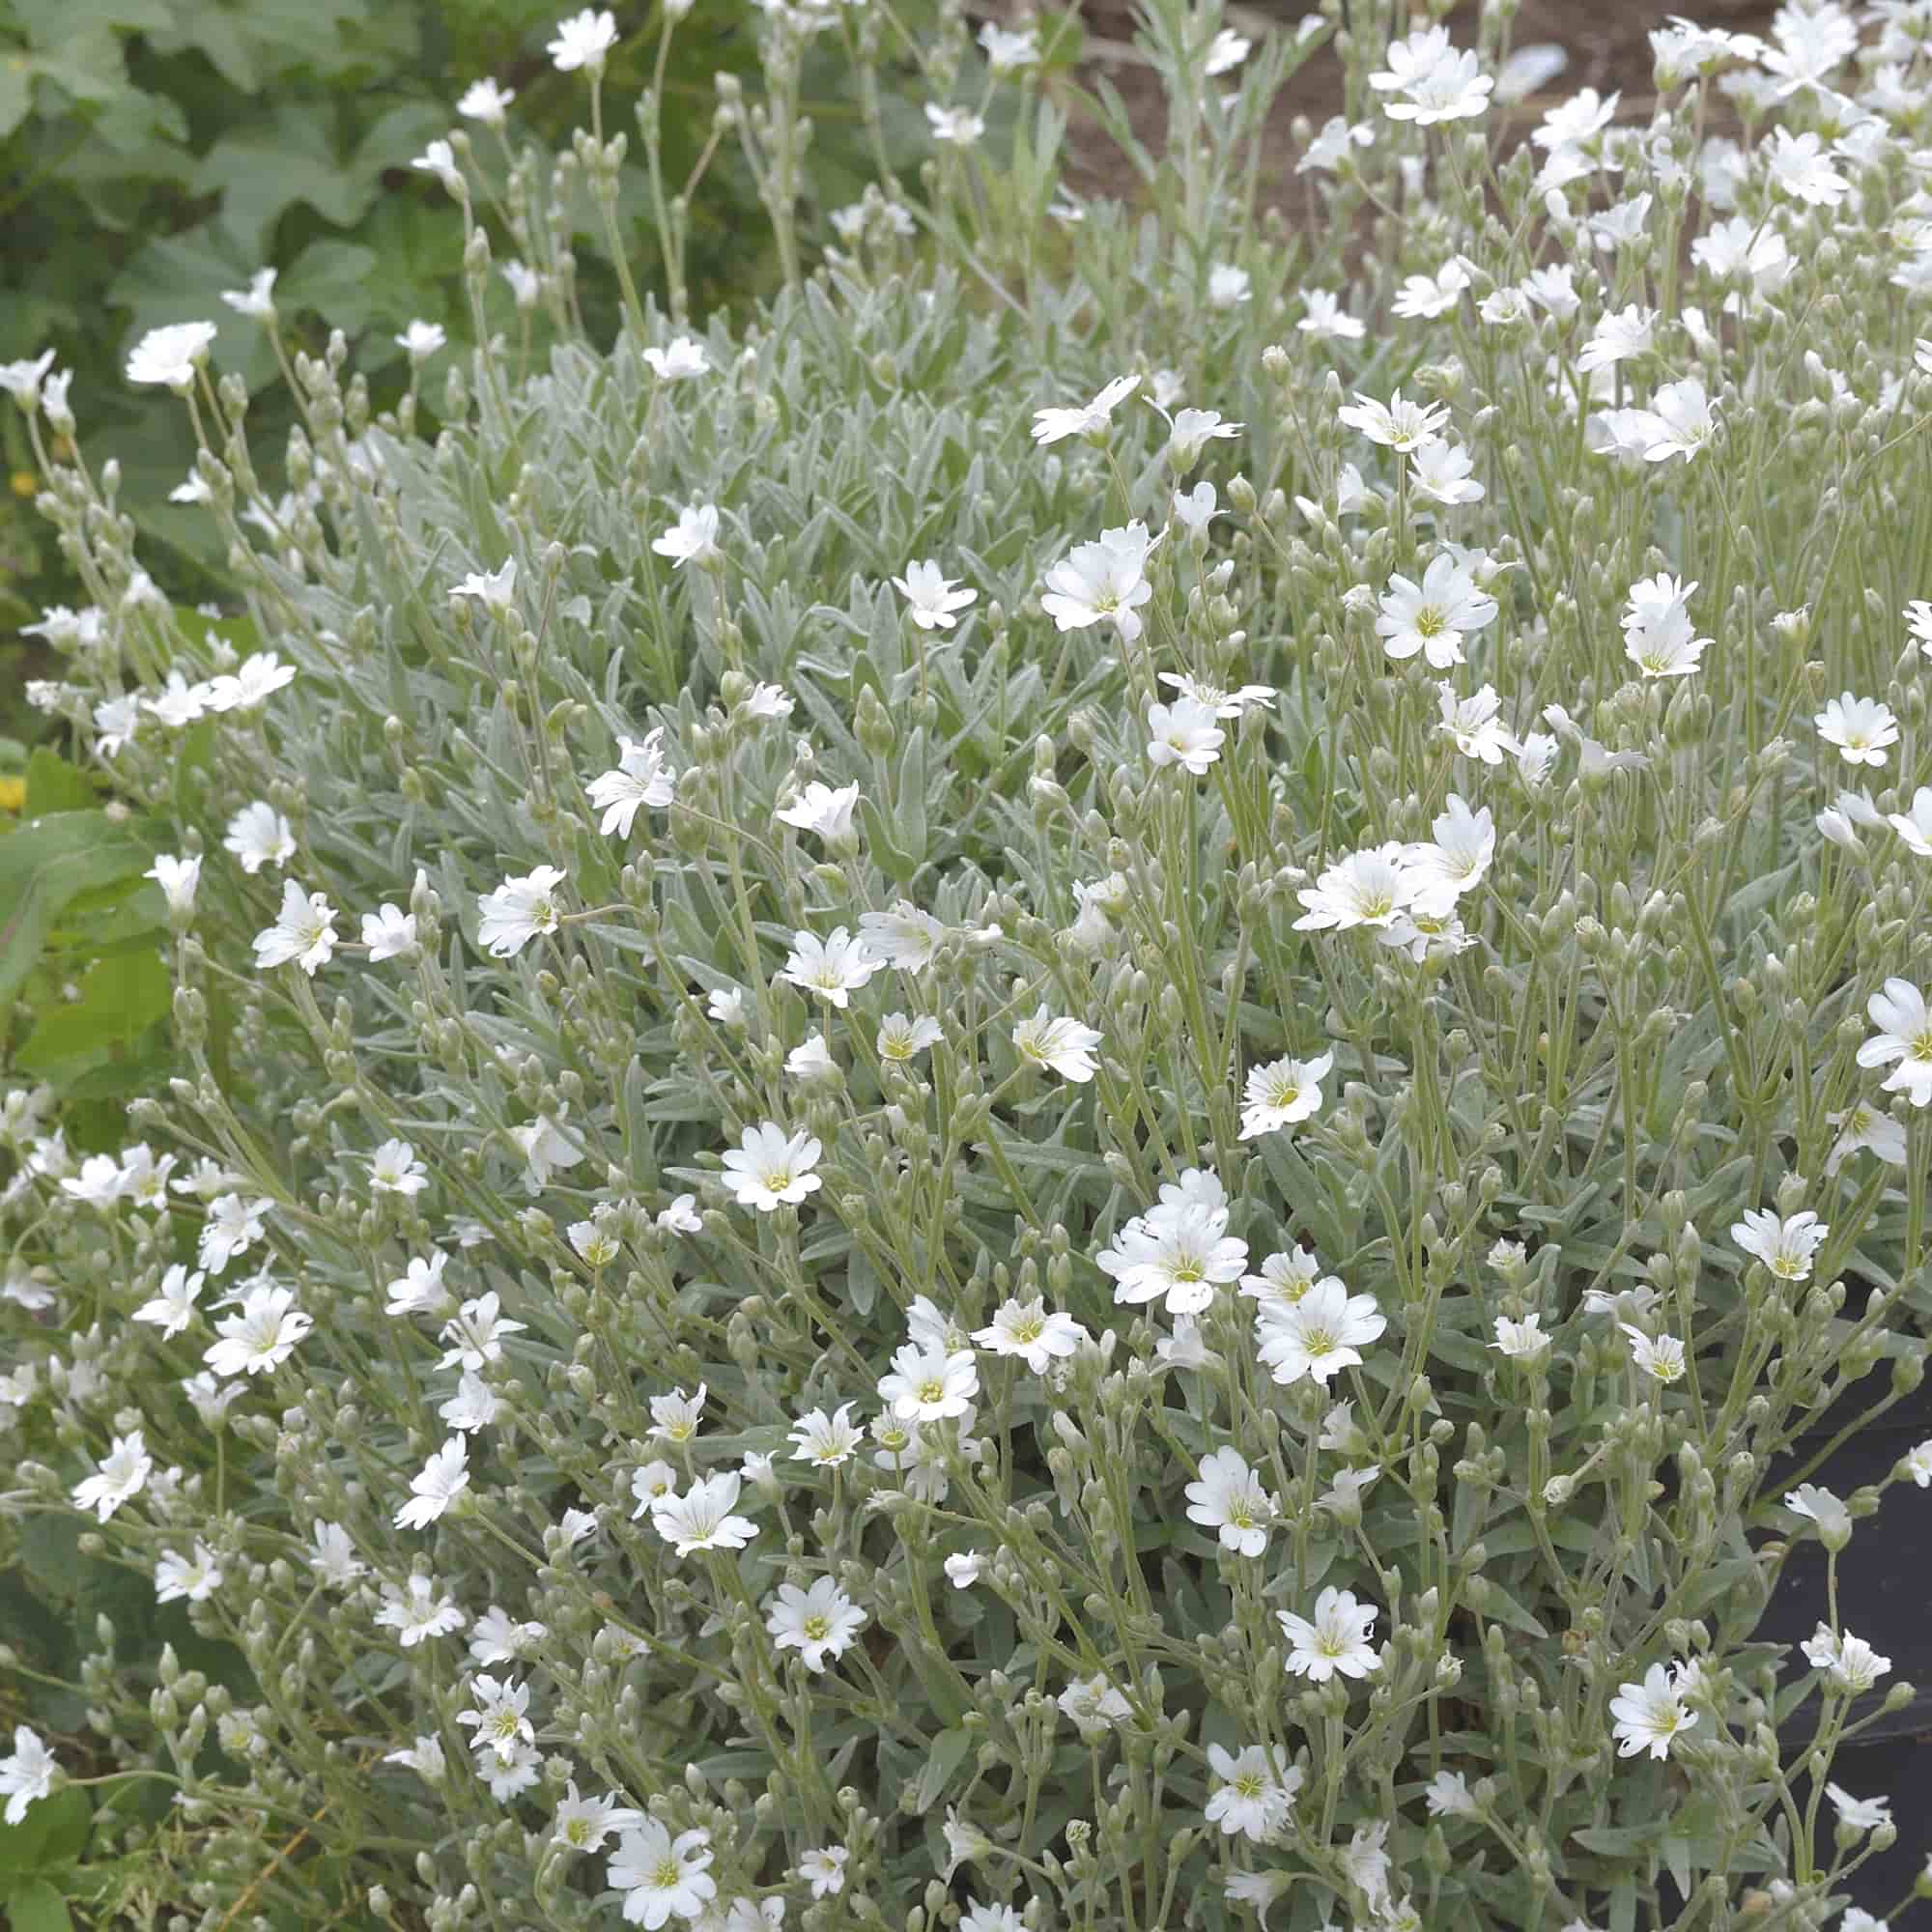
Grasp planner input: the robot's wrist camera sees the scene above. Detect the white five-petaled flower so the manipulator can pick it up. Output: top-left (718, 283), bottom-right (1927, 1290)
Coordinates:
top-left (788, 1402), bottom-right (863, 1466)
top-left (548, 7), bottom-right (619, 72)
top-left (765, 1577), bottom-right (867, 1671)
top-left (477, 865), bottom-right (566, 958)
top-left (132, 1264), bottom-right (206, 1338)
top-left (1277, 1586), bottom-right (1383, 1680)
top-left (1012, 1005), bottom-right (1102, 1083)
top-left (1338, 387), bottom-right (1449, 451)
top-left (1032, 374), bottom-right (1140, 446)
top-left (1860, 979), bottom-right (1932, 1106)
top-left (892, 558), bottom-right (978, 630)
top-left (1491, 1314), bottom-right (1550, 1359)
top-left (1369, 24), bottom-right (1492, 123)
top-left (362, 899), bottom-right (419, 961)
top-left (1609, 1660), bottom-right (1699, 1759)
top-left (587, 729), bottom-right (676, 837)
top-left (641, 335), bottom-right (709, 381)
top-left (720, 1122), bottom-right (823, 1211)
top-left (1255, 1277), bottom-right (1387, 1386)
top-left (1376, 554), bottom-right (1496, 669)
top-left (878, 1343), bottom-right (980, 1420)
top-left (1185, 1447), bottom-right (1277, 1557)
top-left (551, 1782), bottom-right (642, 1854)
top-left (1731, 1207), bottom-right (1828, 1281)
top-left (1620, 1323), bottom-right (1688, 1383)
top-left (450, 559), bottom-right (517, 611)
top-left (609, 1820), bottom-right (717, 1928)
top-left (1098, 1201), bottom-right (1248, 1316)
top-left (457, 78), bottom-right (516, 127)
top-left (1204, 1742), bottom-right (1301, 1842)
top-left (1146, 696), bottom-right (1225, 774)
top-left (396, 1437), bottom-right (469, 1529)
top-left (395, 320), bottom-right (446, 364)
top-left (1040, 520), bottom-right (1159, 644)
top-left (1295, 842), bottom-right (1419, 931)
top-left (925, 102), bottom-right (986, 146)
top-left (224, 802), bottom-right (295, 875)
top-left (369, 1139), bottom-right (429, 1197)
top-left (204, 1283), bottom-right (313, 1378)
top-left (973, 1296), bottom-right (1088, 1373)
top-left (0, 1727), bottom-right (58, 1825)
top-left (1802, 1621), bottom-right (1892, 1694)
top-left (252, 880), bottom-right (338, 976)
top-left (126, 321), bottom-right (217, 392)
top-left (1815, 695), bottom-right (1898, 767)
top-left (71, 1431), bottom-right (153, 1521)
top-left (877, 1011), bottom-right (943, 1062)
top-left (796, 1846), bottom-right (849, 1899)
top-left (1238, 1051), bottom-right (1333, 1139)
top-left (145, 853), bottom-right (201, 919)
top-left (653, 503), bottom-right (721, 568)
top-left (154, 1540), bottom-right (224, 1605)
top-left (650, 1472), bottom-right (757, 1556)
top-left (780, 926), bottom-right (879, 1007)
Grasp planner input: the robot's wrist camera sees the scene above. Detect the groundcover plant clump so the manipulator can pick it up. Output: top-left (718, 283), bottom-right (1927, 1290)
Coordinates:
top-left (10, 0), bottom-right (1932, 1926)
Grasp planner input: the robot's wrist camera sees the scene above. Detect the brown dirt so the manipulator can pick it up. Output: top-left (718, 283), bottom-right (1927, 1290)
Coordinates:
top-left (1060, 0), bottom-right (1783, 209)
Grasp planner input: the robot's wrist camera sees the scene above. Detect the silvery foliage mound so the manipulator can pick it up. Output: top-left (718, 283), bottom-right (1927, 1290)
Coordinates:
top-left (10, 0), bottom-right (1932, 1926)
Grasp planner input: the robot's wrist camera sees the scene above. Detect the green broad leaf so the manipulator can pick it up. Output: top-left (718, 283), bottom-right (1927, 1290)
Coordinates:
top-left (194, 107), bottom-right (373, 255)
top-left (16, 943), bottom-right (171, 1076)
top-left (277, 239), bottom-right (382, 335)
top-left (4, 1876), bottom-right (74, 1932)
top-left (0, 810), bottom-right (162, 1011)
top-left (0, 1787), bottom-right (91, 1876)
top-left (0, 61), bottom-right (33, 140)
top-left (23, 749), bottom-right (94, 817)
top-left (908, 1727), bottom-right (973, 1814)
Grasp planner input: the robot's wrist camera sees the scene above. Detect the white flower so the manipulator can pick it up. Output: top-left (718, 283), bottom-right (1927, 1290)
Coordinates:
top-left (609, 1821), bottom-right (717, 1927)
top-left (1438, 682), bottom-right (1518, 763)
top-left (1208, 263), bottom-right (1251, 308)
top-left (1185, 1447), bottom-right (1277, 1556)
top-left (1491, 1314), bottom-right (1550, 1359)
top-left (143, 853), bottom-right (200, 919)
top-left (1827, 1102), bottom-right (1908, 1176)
top-left (1032, 374), bottom-right (1140, 446)
top-left (785, 1032), bottom-right (836, 1082)
top-left (132, 1264), bottom-right (205, 1338)
top-left (859, 901), bottom-right (948, 973)
top-left (439, 1292), bottom-right (527, 1371)
top-left (1256, 1277), bottom-right (1387, 1386)
top-left (788, 1403), bottom-right (863, 1466)
top-left (878, 1344), bottom-right (980, 1421)
top-left (1802, 1622), bottom-right (1892, 1693)
top-left (1860, 980), bottom-right (1932, 1106)
top-left (1146, 697), bottom-right (1225, 774)
top-left (0, 1727), bottom-right (58, 1825)
top-left (1731, 1208), bottom-right (1828, 1281)
top-left (412, 139), bottom-right (464, 195)
top-left (925, 102), bottom-right (986, 146)
top-left (1609, 1661), bottom-right (1699, 1758)
top-left (1040, 521), bottom-right (1159, 643)
top-left (1635, 378), bottom-right (1718, 463)
top-left (1277, 1585), bottom-right (1382, 1680)
top-left (1298, 114), bottom-right (1375, 174)
top-left (127, 321), bottom-right (217, 392)
top-left (642, 336), bottom-right (709, 381)
top-left (450, 559), bottom-right (518, 611)
top-left (0, 351), bottom-right (57, 407)
top-left (1339, 388), bottom-right (1448, 452)
top-left (362, 900), bottom-right (419, 961)
top-left (1816, 695), bottom-right (1898, 768)
top-left (776, 781), bottom-right (861, 847)
top-left (144, 670), bottom-right (214, 728)
top-left (707, 986), bottom-right (746, 1026)
top-left (1766, 126), bottom-right (1848, 206)
top-left (973, 1296), bottom-right (1088, 1373)
top-left (549, 7), bottom-right (619, 72)
top-left (1620, 1323), bottom-right (1688, 1383)
top-left (199, 1192), bottom-right (272, 1274)
top-left (369, 1139), bottom-right (429, 1197)
top-left (1097, 1201), bottom-right (1247, 1317)
top-left (649, 1383), bottom-right (706, 1445)
top-left (587, 730), bottom-right (676, 837)
top-left (396, 1438), bottom-right (469, 1529)
top-left (979, 20), bottom-right (1038, 70)
top-left (1298, 288), bottom-right (1365, 341)
top-left (1239, 1052), bottom-right (1333, 1139)
top-left (252, 880), bottom-right (338, 976)
top-left (457, 78), bottom-right (516, 126)
top-left (1369, 25), bottom-right (1492, 123)
top-left (892, 558), bottom-right (978, 630)
top-left (781, 926), bottom-right (878, 1007)
top-left (1205, 1741), bottom-right (1300, 1841)
top-left (204, 1283), bottom-right (313, 1378)
top-left (375, 1574), bottom-right (467, 1646)
top-left (552, 1781), bottom-right (642, 1854)
top-left (1393, 260), bottom-right (1472, 320)
top-left (1826, 1785), bottom-right (1890, 1833)
top-left (1058, 1673), bottom-right (1134, 1738)
top-left (224, 802), bottom-right (295, 875)
top-left (651, 1472), bottom-right (757, 1556)
top-left (477, 865), bottom-right (566, 958)
top-left (945, 1550), bottom-right (985, 1589)
top-left (1012, 1005), bottom-right (1102, 1083)
top-left (1426, 1769), bottom-right (1477, 1816)
top-left (205, 652), bottom-right (296, 713)
top-left (1294, 843), bottom-right (1418, 931)
top-left (1404, 794), bottom-right (1495, 907)
top-left (796, 1846), bottom-right (848, 1899)
top-left (658, 1193), bottom-right (703, 1234)
top-left (387, 1250), bottom-right (454, 1318)
top-left (395, 320), bottom-right (446, 364)
top-left (877, 1011), bottom-right (943, 1062)
top-left (1410, 440), bottom-right (1485, 505)
top-left (720, 1122), bottom-right (822, 1210)
top-left (653, 503), bottom-right (721, 568)
top-left (766, 1577), bottom-right (867, 1671)
top-left (1206, 26), bottom-right (1249, 73)
top-left (71, 1431), bottom-right (153, 1521)
top-left (1376, 554), bottom-right (1496, 669)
